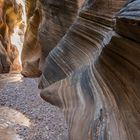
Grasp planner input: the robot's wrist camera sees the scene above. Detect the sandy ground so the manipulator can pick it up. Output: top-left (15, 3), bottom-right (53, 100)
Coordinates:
top-left (0, 74), bottom-right (68, 140)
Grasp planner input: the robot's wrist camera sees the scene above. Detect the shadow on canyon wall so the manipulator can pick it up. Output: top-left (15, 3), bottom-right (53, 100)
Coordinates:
top-left (39, 0), bottom-right (140, 140)
top-left (0, 0), bottom-right (140, 140)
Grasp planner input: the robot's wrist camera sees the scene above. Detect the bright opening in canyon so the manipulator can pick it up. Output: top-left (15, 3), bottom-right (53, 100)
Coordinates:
top-left (10, 0), bottom-right (27, 65)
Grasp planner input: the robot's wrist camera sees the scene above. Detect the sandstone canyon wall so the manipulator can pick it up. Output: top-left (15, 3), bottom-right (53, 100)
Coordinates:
top-left (21, 0), bottom-right (41, 77)
top-left (0, 0), bottom-right (26, 73)
top-left (0, 0), bottom-right (139, 140)
top-left (21, 0), bottom-right (84, 77)
top-left (39, 0), bottom-right (140, 140)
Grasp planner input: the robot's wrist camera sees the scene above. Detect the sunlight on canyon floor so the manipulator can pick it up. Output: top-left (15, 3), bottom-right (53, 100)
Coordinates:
top-left (0, 107), bottom-right (30, 140)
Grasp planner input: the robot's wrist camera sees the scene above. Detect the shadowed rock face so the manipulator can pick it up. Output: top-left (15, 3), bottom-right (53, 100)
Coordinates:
top-left (21, 7), bottom-right (41, 77)
top-left (116, 0), bottom-right (140, 43)
top-left (25, 0), bottom-right (37, 20)
top-left (39, 0), bottom-right (127, 88)
top-left (1, 0), bottom-right (139, 139)
top-left (0, 0), bottom-right (24, 73)
top-left (21, 0), bottom-right (84, 77)
top-left (21, 0), bottom-right (40, 77)
top-left (37, 0), bottom-right (82, 70)
top-left (40, 0), bottom-right (140, 140)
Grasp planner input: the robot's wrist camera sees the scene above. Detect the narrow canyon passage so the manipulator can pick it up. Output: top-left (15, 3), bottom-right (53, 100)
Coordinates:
top-left (0, 74), bottom-right (68, 140)
top-left (0, 1), bottom-right (68, 139)
top-left (0, 0), bottom-right (140, 140)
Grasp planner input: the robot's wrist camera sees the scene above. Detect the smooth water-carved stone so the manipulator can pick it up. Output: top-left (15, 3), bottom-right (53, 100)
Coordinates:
top-left (40, 0), bottom-right (140, 140)
top-left (116, 0), bottom-right (140, 42)
top-left (39, 0), bottom-right (127, 88)
top-left (21, 9), bottom-right (41, 77)
top-left (21, 0), bottom-right (82, 77)
top-left (0, 0), bottom-right (24, 73)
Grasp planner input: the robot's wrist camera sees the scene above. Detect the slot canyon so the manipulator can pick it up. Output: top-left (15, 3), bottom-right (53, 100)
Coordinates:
top-left (0, 0), bottom-right (139, 140)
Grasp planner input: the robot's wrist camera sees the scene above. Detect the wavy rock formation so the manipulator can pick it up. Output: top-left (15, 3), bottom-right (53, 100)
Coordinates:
top-left (0, 0), bottom-right (25, 73)
top-left (21, 6), bottom-right (41, 77)
top-left (25, 0), bottom-right (37, 20)
top-left (39, 0), bottom-right (127, 88)
top-left (21, 0), bottom-right (84, 77)
top-left (21, 0), bottom-right (41, 77)
top-left (40, 0), bottom-right (140, 140)
top-left (1, 0), bottom-right (139, 140)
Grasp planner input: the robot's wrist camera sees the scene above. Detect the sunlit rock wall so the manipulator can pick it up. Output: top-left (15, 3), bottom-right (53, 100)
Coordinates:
top-left (40, 0), bottom-right (140, 140)
top-left (0, 0), bottom-right (26, 73)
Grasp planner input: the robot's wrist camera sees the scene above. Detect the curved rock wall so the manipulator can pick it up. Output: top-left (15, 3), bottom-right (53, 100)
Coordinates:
top-left (40, 0), bottom-right (140, 140)
top-left (2, 0), bottom-right (139, 139)
top-left (0, 0), bottom-right (25, 73)
top-left (21, 7), bottom-right (41, 77)
top-left (39, 0), bottom-right (127, 88)
top-left (25, 0), bottom-right (37, 20)
top-left (21, 0), bottom-right (84, 77)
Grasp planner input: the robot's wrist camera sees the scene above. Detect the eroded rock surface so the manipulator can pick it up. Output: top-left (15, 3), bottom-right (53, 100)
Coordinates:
top-left (0, 0), bottom-right (25, 73)
top-left (39, 0), bottom-right (127, 87)
top-left (21, 0), bottom-right (84, 77)
top-left (0, 0), bottom-right (139, 140)
top-left (39, 0), bottom-right (140, 140)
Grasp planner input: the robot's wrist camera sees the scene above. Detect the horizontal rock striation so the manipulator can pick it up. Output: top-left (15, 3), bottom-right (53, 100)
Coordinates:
top-left (21, 0), bottom-right (83, 77)
top-left (40, 0), bottom-right (140, 140)
top-left (39, 0), bottom-right (127, 88)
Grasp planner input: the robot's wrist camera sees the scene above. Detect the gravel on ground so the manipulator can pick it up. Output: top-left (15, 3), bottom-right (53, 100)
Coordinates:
top-left (0, 74), bottom-right (68, 140)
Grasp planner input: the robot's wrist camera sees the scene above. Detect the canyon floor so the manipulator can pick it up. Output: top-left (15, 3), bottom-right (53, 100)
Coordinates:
top-left (0, 74), bottom-right (68, 140)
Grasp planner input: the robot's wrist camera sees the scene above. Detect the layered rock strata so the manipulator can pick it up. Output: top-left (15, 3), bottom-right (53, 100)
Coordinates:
top-left (39, 0), bottom-right (127, 88)
top-left (0, 0), bottom-right (24, 73)
top-left (40, 0), bottom-right (140, 140)
top-left (21, 0), bottom-right (84, 77)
